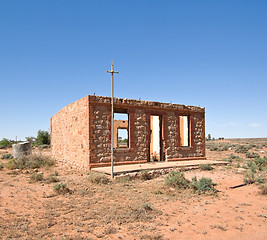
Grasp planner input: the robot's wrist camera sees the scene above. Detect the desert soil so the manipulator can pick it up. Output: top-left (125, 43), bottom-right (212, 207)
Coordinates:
top-left (0, 139), bottom-right (266, 240)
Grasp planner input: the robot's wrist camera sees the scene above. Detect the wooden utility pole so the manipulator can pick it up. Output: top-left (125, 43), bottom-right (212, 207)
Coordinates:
top-left (107, 61), bottom-right (119, 178)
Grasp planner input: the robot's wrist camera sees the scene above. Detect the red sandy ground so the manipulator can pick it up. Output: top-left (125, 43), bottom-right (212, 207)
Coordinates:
top-left (0, 140), bottom-right (266, 239)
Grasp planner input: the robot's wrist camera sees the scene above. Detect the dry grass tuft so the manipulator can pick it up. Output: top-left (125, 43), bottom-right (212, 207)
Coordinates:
top-left (30, 173), bottom-right (44, 183)
top-left (87, 172), bottom-right (110, 185)
top-left (5, 154), bottom-right (54, 170)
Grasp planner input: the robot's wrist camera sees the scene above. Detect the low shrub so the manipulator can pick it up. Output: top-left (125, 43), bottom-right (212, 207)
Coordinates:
top-left (0, 163), bottom-right (3, 170)
top-left (5, 154), bottom-right (54, 170)
top-left (30, 173), bottom-right (44, 183)
top-left (155, 190), bottom-right (163, 195)
top-left (243, 170), bottom-right (256, 184)
top-left (255, 176), bottom-right (265, 184)
top-left (191, 176), bottom-right (217, 193)
top-left (165, 171), bottom-right (218, 193)
top-left (206, 142), bottom-right (233, 151)
top-left (229, 154), bottom-right (241, 160)
top-left (88, 172), bottom-right (110, 185)
top-left (46, 175), bottom-right (60, 183)
top-left (254, 157), bottom-right (267, 169)
top-left (247, 161), bottom-right (257, 173)
top-left (140, 170), bottom-right (152, 180)
top-left (235, 145), bottom-right (250, 153)
top-left (165, 171), bottom-right (190, 189)
top-left (53, 182), bottom-right (71, 194)
top-left (246, 152), bottom-right (260, 158)
top-left (200, 164), bottom-right (214, 171)
top-left (0, 138), bottom-right (12, 148)
top-left (1, 153), bottom-right (13, 159)
top-left (209, 145), bottom-right (218, 151)
top-left (142, 203), bottom-right (153, 211)
top-left (5, 159), bottom-right (18, 170)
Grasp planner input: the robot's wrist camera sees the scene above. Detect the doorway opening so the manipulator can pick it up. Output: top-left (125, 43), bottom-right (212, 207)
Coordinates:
top-left (149, 115), bottom-right (163, 162)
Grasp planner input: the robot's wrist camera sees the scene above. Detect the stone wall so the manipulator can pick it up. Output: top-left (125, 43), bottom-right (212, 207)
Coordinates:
top-left (89, 105), bottom-right (149, 167)
top-left (51, 95), bottom-right (205, 170)
top-left (165, 112), bottom-right (205, 160)
top-left (51, 96), bottom-right (89, 170)
top-left (89, 105), bottom-right (111, 165)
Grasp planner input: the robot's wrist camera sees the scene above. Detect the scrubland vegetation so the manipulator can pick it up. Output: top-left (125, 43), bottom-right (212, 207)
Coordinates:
top-left (0, 138), bottom-right (266, 239)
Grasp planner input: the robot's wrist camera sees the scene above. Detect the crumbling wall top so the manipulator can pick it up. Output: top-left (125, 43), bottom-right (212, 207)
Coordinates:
top-left (88, 95), bottom-right (205, 112)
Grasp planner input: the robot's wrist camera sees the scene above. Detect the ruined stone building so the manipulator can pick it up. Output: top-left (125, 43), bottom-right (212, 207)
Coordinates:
top-left (51, 95), bottom-right (206, 170)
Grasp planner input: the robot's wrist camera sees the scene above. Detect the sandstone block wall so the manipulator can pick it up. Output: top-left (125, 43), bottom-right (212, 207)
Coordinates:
top-left (165, 112), bottom-right (205, 160)
top-left (51, 96), bottom-right (89, 170)
top-left (51, 95), bottom-right (205, 170)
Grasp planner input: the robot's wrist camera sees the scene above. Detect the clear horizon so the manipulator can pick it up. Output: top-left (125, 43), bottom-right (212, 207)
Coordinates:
top-left (0, 0), bottom-right (266, 140)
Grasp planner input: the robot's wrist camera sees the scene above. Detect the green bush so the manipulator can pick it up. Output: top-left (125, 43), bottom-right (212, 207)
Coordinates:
top-left (88, 172), bottom-right (110, 185)
top-left (36, 130), bottom-right (50, 146)
top-left (191, 176), bottom-right (217, 193)
top-left (5, 154), bottom-right (54, 170)
top-left (0, 138), bottom-right (12, 148)
top-left (53, 182), bottom-right (71, 194)
top-left (200, 164), bottom-right (214, 171)
top-left (30, 173), bottom-right (44, 182)
top-left (165, 171), bottom-right (190, 189)
top-left (1, 153), bottom-right (13, 159)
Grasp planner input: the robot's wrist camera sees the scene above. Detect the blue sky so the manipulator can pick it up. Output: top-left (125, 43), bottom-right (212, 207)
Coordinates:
top-left (0, 0), bottom-right (266, 140)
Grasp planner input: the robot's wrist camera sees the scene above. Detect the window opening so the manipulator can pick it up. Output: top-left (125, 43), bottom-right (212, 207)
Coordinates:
top-left (114, 113), bottom-right (129, 148)
top-left (118, 129), bottom-right (128, 148)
